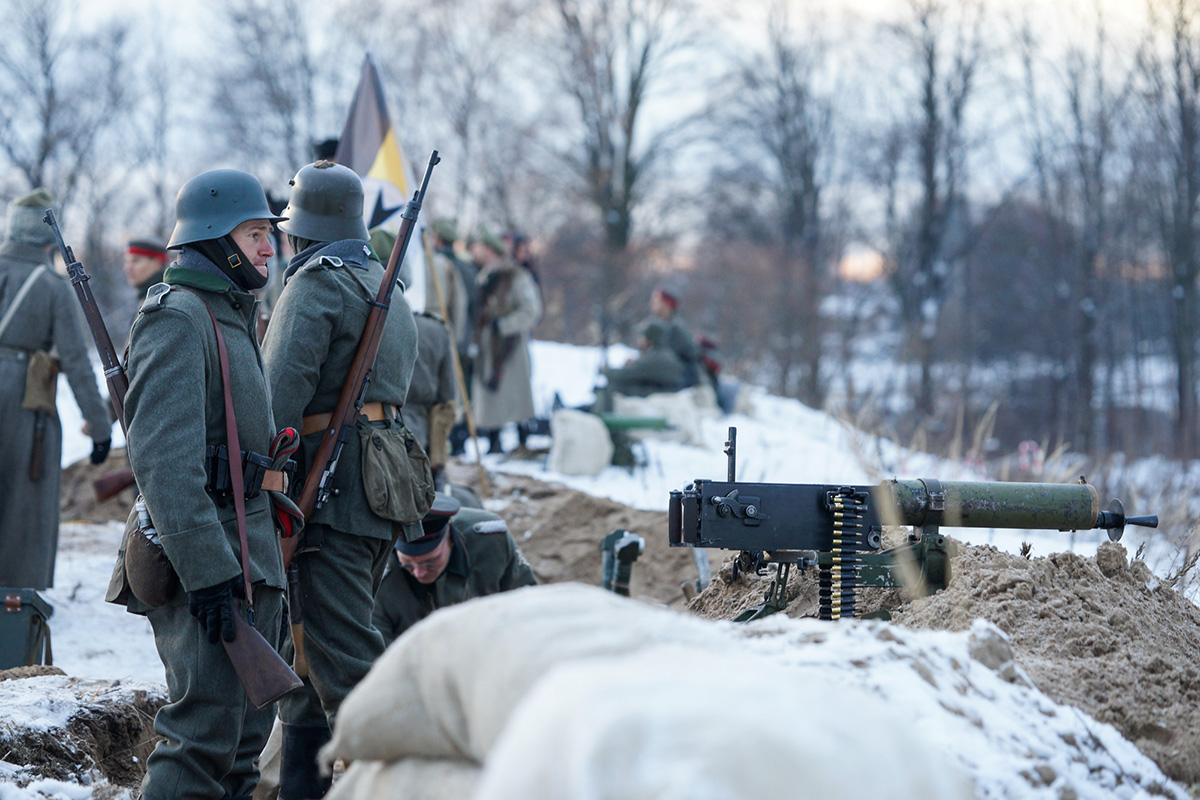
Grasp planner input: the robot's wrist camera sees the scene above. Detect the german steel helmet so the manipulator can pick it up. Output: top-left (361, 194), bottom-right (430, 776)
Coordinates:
top-left (167, 169), bottom-right (284, 249)
top-left (278, 161), bottom-right (370, 243)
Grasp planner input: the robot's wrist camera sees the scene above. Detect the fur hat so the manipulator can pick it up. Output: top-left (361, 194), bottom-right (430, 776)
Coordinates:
top-left (640, 319), bottom-right (667, 347)
top-left (6, 188), bottom-right (56, 247)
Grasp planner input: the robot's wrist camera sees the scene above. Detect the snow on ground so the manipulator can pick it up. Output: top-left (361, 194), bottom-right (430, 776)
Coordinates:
top-left (504, 342), bottom-right (1181, 581)
top-left (26, 339), bottom-right (1195, 799)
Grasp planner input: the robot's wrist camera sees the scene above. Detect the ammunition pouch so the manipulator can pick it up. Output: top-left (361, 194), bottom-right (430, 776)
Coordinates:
top-left (358, 417), bottom-right (435, 540)
top-left (21, 349), bottom-right (59, 412)
top-left (205, 445), bottom-right (293, 500)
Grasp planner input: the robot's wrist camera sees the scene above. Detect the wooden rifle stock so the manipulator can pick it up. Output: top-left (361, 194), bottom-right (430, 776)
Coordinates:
top-left (43, 211), bottom-right (301, 706)
top-left (93, 467), bottom-right (137, 502)
top-left (224, 599), bottom-right (303, 709)
top-left (286, 150), bottom-right (441, 569)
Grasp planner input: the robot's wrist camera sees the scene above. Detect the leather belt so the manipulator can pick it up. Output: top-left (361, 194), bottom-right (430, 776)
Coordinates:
top-left (301, 402), bottom-right (395, 436)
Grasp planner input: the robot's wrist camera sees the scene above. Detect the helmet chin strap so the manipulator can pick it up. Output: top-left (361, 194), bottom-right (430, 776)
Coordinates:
top-left (215, 235), bottom-right (268, 291)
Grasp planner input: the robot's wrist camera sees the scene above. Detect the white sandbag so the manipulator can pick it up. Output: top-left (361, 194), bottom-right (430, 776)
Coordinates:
top-left (474, 646), bottom-right (971, 800)
top-left (612, 385), bottom-right (721, 445)
top-left (547, 409), bottom-right (614, 476)
top-left (325, 758), bottom-right (480, 800)
top-left (323, 584), bottom-right (730, 766)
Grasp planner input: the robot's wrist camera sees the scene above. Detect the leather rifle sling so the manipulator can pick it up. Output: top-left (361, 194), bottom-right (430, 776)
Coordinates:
top-left (181, 289), bottom-right (255, 609)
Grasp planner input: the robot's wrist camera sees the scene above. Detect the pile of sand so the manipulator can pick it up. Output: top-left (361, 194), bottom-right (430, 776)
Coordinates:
top-left (690, 536), bottom-right (1200, 788)
top-left (446, 464), bottom-right (703, 607)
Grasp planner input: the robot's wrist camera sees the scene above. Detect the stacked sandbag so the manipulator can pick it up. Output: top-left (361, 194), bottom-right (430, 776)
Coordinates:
top-left (323, 583), bottom-right (969, 800)
top-left (612, 384), bottom-right (721, 445)
top-left (547, 409), bottom-right (614, 476)
top-left (475, 647), bottom-right (970, 800)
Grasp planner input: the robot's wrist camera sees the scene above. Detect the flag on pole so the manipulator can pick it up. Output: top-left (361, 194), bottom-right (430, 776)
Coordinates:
top-left (335, 52), bottom-right (427, 311)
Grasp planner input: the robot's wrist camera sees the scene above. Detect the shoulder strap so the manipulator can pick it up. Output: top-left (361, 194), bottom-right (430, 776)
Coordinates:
top-left (0, 265), bottom-right (48, 343)
top-left (178, 288), bottom-right (255, 610)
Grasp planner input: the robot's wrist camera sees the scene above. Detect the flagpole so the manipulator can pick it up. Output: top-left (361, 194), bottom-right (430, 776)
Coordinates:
top-left (422, 229), bottom-right (490, 498)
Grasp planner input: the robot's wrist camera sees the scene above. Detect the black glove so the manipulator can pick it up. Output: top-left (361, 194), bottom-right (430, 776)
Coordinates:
top-left (187, 579), bottom-right (237, 644)
top-left (90, 439), bottom-right (111, 465)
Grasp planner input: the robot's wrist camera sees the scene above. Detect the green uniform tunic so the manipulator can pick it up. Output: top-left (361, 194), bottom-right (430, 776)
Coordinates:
top-left (0, 239), bottom-right (110, 589)
top-left (372, 507), bottom-right (537, 646)
top-left (604, 344), bottom-right (686, 398)
top-left (121, 256), bottom-right (285, 800)
top-left (261, 239), bottom-right (419, 728)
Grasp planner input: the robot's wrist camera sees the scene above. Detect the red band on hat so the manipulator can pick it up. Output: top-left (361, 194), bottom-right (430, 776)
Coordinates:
top-left (655, 289), bottom-right (679, 310)
top-left (128, 246), bottom-right (168, 261)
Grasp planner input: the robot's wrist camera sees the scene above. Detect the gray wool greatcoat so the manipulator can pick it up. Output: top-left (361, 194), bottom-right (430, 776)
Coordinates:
top-left (471, 260), bottom-right (541, 430)
top-left (402, 311), bottom-right (456, 452)
top-left (0, 239), bottom-right (110, 589)
top-left (119, 258), bottom-right (286, 800)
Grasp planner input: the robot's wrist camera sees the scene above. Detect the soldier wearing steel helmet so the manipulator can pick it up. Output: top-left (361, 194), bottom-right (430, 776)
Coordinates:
top-left (119, 169), bottom-right (287, 800)
top-left (260, 160), bottom-right (422, 800)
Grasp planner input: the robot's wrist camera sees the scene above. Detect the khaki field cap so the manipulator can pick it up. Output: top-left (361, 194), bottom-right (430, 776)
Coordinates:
top-left (7, 187), bottom-right (56, 247)
top-left (471, 226), bottom-right (505, 256)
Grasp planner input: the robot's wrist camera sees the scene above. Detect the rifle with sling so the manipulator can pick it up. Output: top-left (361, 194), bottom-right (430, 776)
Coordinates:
top-left (283, 149), bottom-right (440, 569)
top-left (44, 210), bottom-right (302, 709)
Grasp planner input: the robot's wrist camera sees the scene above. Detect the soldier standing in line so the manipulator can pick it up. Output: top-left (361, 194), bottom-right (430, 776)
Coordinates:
top-left (0, 188), bottom-right (111, 590)
top-left (647, 287), bottom-right (700, 387)
top-left (469, 227), bottom-right (541, 455)
top-left (119, 170), bottom-right (287, 800)
top-left (373, 492), bottom-right (536, 646)
top-left (429, 218), bottom-right (474, 373)
top-left (403, 310), bottom-right (456, 489)
top-left (261, 161), bottom-right (420, 800)
top-left (123, 237), bottom-right (169, 300)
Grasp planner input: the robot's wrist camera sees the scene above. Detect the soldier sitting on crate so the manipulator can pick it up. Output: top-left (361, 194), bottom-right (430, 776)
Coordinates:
top-left (596, 319), bottom-right (686, 408)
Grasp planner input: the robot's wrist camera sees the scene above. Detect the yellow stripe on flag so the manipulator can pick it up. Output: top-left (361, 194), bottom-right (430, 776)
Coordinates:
top-left (367, 128), bottom-right (410, 198)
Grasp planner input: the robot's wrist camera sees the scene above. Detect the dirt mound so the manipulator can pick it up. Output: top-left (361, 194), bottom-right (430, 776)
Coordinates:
top-left (0, 675), bottom-right (165, 789)
top-left (446, 463), bottom-right (704, 607)
top-left (60, 448), bottom-right (135, 524)
top-left (690, 536), bottom-right (1200, 788)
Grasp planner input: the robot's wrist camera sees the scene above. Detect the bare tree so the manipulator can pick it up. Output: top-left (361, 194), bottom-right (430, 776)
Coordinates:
top-left (0, 0), bottom-right (131, 208)
top-left (543, 0), bottom-right (703, 343)
top-left (1012, 2), bottom-right (1131, 455)
top-left (882, 0), bottom-right (984, 417)
top-left (1135, 0), bottom-right (1200, 457)
top-left (210, 0), bottom-right (320, 184)
top-left (703, 3), bottom-right (837, 405)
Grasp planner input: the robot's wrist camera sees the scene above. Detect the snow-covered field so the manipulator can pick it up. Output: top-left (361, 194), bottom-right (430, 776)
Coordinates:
top-left (11, 339), bottom-right (1193, 799)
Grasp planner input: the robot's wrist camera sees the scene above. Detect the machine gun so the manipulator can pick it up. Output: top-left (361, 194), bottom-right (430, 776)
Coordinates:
top-left (668, 427), bottom-right (1159, 622)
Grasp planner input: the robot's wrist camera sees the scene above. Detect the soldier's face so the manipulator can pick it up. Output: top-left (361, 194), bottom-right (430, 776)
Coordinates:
top-left (230, 219), bottom-right (276, 278)
top-left (123, 253), bottom-right (164, 286)
top-left (397, 531), bottom-right (453, 584)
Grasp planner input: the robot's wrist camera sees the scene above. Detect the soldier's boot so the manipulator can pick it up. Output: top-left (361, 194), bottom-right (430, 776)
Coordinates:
top-left (279, 723), bottom-right (332, 800)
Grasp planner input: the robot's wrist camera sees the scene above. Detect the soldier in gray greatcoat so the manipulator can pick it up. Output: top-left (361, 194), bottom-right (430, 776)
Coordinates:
top-left (469, 227), bottom-right (541, 454)
top-left (0, 188), bottom-right (111, 590)
top-left (119, 170), bottom-right (287, 800)
top-left (261, 161), bottom-right (421, 800)
top-left (403, 311), bottom-right (456, 487)
top-left (373, 492), bottom-right (537, 646)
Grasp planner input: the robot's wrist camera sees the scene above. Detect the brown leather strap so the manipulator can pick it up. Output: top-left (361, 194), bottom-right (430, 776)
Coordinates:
top-left (301, 402), bottom-right (393, 436)
top-left (181, 289), bottom-right (254, 610)
top-left (261, 469), bottom-right (286, 494)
